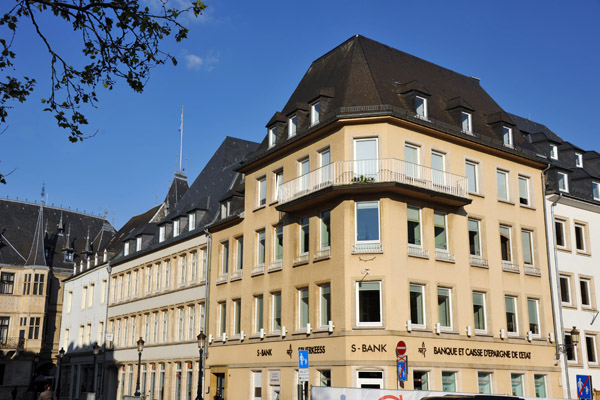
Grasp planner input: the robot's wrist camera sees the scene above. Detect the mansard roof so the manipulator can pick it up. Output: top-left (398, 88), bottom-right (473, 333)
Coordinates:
top-left (0, 198), bottom-right (115, 271)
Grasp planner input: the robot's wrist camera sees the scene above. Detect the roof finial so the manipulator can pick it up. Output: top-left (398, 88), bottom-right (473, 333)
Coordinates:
top-left (178, 105), bottom-right (184, 173)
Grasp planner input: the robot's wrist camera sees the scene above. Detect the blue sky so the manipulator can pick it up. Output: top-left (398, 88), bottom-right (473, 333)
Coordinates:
top-left (1, 0), bottom-right (599, 229)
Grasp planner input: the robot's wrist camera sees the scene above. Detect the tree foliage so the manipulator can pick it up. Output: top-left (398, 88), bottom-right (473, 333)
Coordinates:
top-left (0, 0), bottom-right (206, 183)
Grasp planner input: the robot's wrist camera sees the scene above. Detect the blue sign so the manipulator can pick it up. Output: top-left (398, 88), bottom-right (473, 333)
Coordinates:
top-left (298, 350), bottom-right (309, 369)
top-left (397, 359), bottom-right (407, 382)
top-left (577, 375), bottom-right (592, 400)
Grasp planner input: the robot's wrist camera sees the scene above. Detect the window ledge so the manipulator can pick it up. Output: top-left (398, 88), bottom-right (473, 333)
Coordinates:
top-left (268, 261), bottom-right (283, 272)
top-left (519, 204), bottom-right (536, 210)
top-left (557, 247), bottom-right (572, 253)
top-left (230, 271), bottom-right (243, 282)
top-left (498, 199), bottom-right (515, 206)
top-left (353, 325), bottom-right (385, 330)
top-left (438, 329), bottom-right (458, 335)
top-left (314, 248), bottom-right (331, 260)
top-left (352, 243), bottom-right (383, 254)
top-left (475, 332), bottom-right (493, 337)
top-left (408, 326), bottom-right (428, 332)
top-left (562, 303), bottom-right (577, 310)
top-left (470, 256), bottom-right (489, 268)
top-left (293, 254), bottom-right (309, 265)
top-left (468, 191), bottom-right (485, 199)
top-left (266, 333), bottom-right (280, 338)
top-left (269, 199), bottom-right (279, 206)
top-left (251, 265), bottom-right (265, 276)
top-left (524, 265), bottom-right (541, 276)
top-left (575, 250), bottom-right (592, 257)
top-left (292, 329), bottom-right (308, 336)
top-left (434, 250), bottom-right (455, 263)
top-left (253, 205), bottom-right (266, 212)
top-left (408, 246), bottom-right (429, 259)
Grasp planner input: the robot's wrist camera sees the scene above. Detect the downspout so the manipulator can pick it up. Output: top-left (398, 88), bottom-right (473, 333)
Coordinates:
top-left (203, 228), bottom-right (212, 360)
top-left (103, 261), bottom-right (112, 397)
top-left (542, 165), bottom-right (569, 398)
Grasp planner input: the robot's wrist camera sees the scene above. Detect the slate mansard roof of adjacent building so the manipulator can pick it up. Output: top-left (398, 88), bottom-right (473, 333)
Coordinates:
top-left (0, 197), bottom-right (116, 272)
top-left (239, 34), bottom-right (544, 172)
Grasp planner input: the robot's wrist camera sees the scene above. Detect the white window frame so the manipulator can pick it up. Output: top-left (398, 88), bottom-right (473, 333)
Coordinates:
top-left (586, 335), bottom-right (598, 364)
top-left (580, 278), bottom-right (592, 308)
top-left (415, 96), bottom-right (428, 120)
top-left (256, 229), bottom-right (266, 266)
top-left (188, 213), bottom-right (195, 231)
top-left (555, 219), bottom-right (567, 248)
top-left (505, 295), bottom-right (519, 336)
top-left (271, 292), bottom-right (281, 333)
top-left (124, 242), bottom-right (130, 256)
top-left (560, 275), bottom-right (572, 306)
top-left (233, 299), bottom-right (241, 336)
top-left (320, 210), bottom-right (331, 250)
top-left (465, 161), bottom-right (479, 194)
top-left (461, 111), bottom-right (472, 134)
top-left (496, 169), bottom-right (509, 201)
top-left (159, 226), bottom-right (165, 242)
top-left (565, 332), bottom-right (577, 362)
top-left (288, 115), bottom-right (297, 138)
top-left (298, 287), bottom-right (309, 330)
top-left (500, 225), bottom-right (513, 262)
top-left (434, 211), bottom-right (448, 251)
top-left (218, 302), bottom-right (226, 338)
top-left (503, 126), bottom-right (513, 148)
top-left (310, 102), bottom-right (320, 126)
top-left (518, 175), bottom-right (530, 206)
top-left (437, 287), bottom-right (453, 330)
top-left (173, 219), bottom-right (180, 237)
top-left (299, 217), bottom-right (309, 256)
top-left (409, 283), bottom-right (426, 329)
top-left (273, 169), bottom-right (283, 202)
top-left (319, 283), bottom-right (331, 328)
top-left (356, 281), bottom-right (383, 327)
top-left (355, 201), bottom-right (381, 244)
top-left (576, 152), bottom-right (583, 167)
top-left (273, 225), bottom-right (283, 262)
top-left (521, 229), bottom-right (534, 266)
top-left (136, 237), bottom-right (142, 251)
top-left (593, 182), bottom-right (600, 201)
top-left (356, 370), bottom-right (384, 389)
top-left (468, 218), bottom-right (482, 257)
top-left (550, 144), bottom-right (558, 160)
top-left (221, 241), bottom-right (229, 275)
top-left (527, 298), bottom-right (540, 338)
top-left (574, 223), bottom-right (587, 252)
top-left (268, 127), bottom-right (276, 148)
top-left (257, 176), bottom-right (267, 207)
top-left (235, 236), bottom-right (243, 272)
top-left (473, 291), bottom-right (487, 333)
top-left (558, 172), bottom-right (569, 193)
top-left (254, 295), bottom-right (264, 334)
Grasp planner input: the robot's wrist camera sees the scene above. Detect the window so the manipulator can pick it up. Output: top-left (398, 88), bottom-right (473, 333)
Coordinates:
top-left (576, 152), bottom-right (583, 167)
top-left (272, 292), bottom-right (281, 332)
top-left (410, 284), bottom-right (425, 327)
top-left (415, 96), bottom-right (428, 119)
top-left (503, 126), bottom-right (513, 148)
top-left (468, 219), bottom-right (482, 257)
top-left (311, 102), bottom-right (320, 125)
top-left (558, 172), bottom-right (569, 192)
top-left (357, 281), bottom-right (382, 327)
top-left (505, 296), bottom-right (518, 334)
top-left (191, 252), bottom-right (198, 282)
top-left (320, 148), bottom-right (331, 183)
top-left (528, 298), bottom-right (540, 336)
top-left (473, 292), bottom-right (487, 332)
top-left (136, 237), bottom-right (142, 251)
top-left (319, 370), bottom-right (331, 387)
top-left (251, 295), bottom-right (263, 334)
top-left (594, 182), bottom-right (600, 201)
top-left (511, 374), bottom-right (524, 396)
top-left (555, 219), bottom-right (566, 247)
top-left (273, 225), bottom-right (283, 262)
top-left (159, 226), bottom-right (165, 242)
top-left (298, 218), bottom-right (310, 256)
top-left (124, 242), bottom-right (130, 256)
top-left (232, 299), bottom-right (241, 336)
top-left (288, 115), bottom-right (297, 137)
top-left (438, 288), bottom-right (452, 329)
top-left (461, 111), bottom-right (472, 133)
top-left (477, 372), bottom-right (492, 394)
top-left (434, 212), bottom-right (448, 251)
top-left (354, 138), bottom-right (378, 178)
top-left (465, 161), bottom-right (478, 193)
top-left (405, 143), bottom-right (420, 178)
top-left (560, 275), bottom-right (572, 305)
top-left (28, 316), bottom-right (40, 339)
top-left (0, 273), bottom-right (14, 294)
top-left (521, 230), bottom-right (534, 265)
top-left (274, 170), bottom-right (284, 202)
top-left (407, 206), bottom-right (422, 246)
top-left (268, 127), bottom-right (276, 148)
top-left (518, 176), bottom-right (530, 206)
top-left (356, 201), bottom-right (380, 243)
top-left (319, 283), bottom-right (331, 327)
top-left (299, 158), bottom-right (310, 191)
top-left (201, 248), bottom-right (207, 281)
top-left (161, 311), bottom-right (168, 342)
top-left (235, 237), bottom-right (243, 272)
top-left (153, 312), bottom-right (159, 343)
top-left (257, 177), bottom-right (266, 207)
top-left (550, 144), bottom-right (558, 160)
top-left (188, 213), bottom-right (195, 231)
top-left (67, 291), bottom-right (73, 313)
top-left (587, 335), bottom-right (598, 363)
top-left (431, 151), bottom-right (445, 185)
top-left (0, 317), bottom-right (9, 345)
top-left (581, 278), bottom-right (592, 308)
top-left (256, 230), bottom-right (266, 266)
top-left (173, 220), bottom-right (180, 237)
top-left (146, 266), bottom-right (153, 293)
top-left (565, 333), bottom-right (576, 361)
top-left (298, 287), bottom-right (309, 329)
top-left (357, 371), bottom-right (383, 389)
top-left (575, 223), bottom-right (587, 252)
top-left (534, 375), bottom-right (547, 398)
top-left (88, 283), bottom-right (95, 307)
top-left (82, 286), bottom-right (88, 309)
top-left (156, 263), bottom-right (162, 290)
top-left (221, 242), bottom-right (229, 275)
top-left (252, 371), bottom-right (262, 400)
top-left (320, 211), bottom-right (331, 249)
top-left (218, 302), bottom-right (226, 338)
top-left (33, 273), bottom-right (44, 296)
top-left (179, 255), bottom-right (187, 285)
top-left (500, 225), bottom-right (512, 262)
top-left (442, 371), bottom-right (456, 392)
top-left (496, 170), bottom-right (509, 201)
top-left (188, 305), bottom-right (195, 340)
top-left (413, 371), bottom-right (429, 390)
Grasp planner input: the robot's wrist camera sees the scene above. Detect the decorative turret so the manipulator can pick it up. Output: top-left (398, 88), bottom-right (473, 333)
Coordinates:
top-left (25, 183), bottom-right (47, 267)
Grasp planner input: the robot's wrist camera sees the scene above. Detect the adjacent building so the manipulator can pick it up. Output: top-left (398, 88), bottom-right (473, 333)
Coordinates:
top-left (204, 35), bottom-right (561, 399)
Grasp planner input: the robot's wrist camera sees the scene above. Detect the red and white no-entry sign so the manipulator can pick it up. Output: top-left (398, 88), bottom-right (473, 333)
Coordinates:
top-left (396, 340), bottom-right (407, 356)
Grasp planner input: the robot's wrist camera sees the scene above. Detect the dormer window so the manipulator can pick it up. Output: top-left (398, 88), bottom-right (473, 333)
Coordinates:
top-left (415, 96), bottom-right (428, 120)
top-left (65, 250), bottom-right (74, 262)
top-left (575, 152), bottom-right (583, 168)
top-left (461, 112), bottom-right (472, 134)
top-left (557, 172), bottom-right (569, 192)
top-left (221, 201), bottom-right (231, 219)
top-left (159, 226), bottom-right (165, 243)
top-left (124, 242), bottom-right (130, 256)
top-left (173, 220), bottom-right (180, 237)
top-left (310, 102), bottom-right (320, 126)
top-left (503, 126), bottom-right (513, 148)
top-left (288, 115), bottom-right (297, 138)
top-left (188, 213), bottom-right (196, 231)
top-left (136, 237), bottom-right (142, 252)
top-left (268, 127), bottom-right (276, 148)
top-left (550, 144), bottom-right (558, 160)
top-left (594, 182), bottom-right (600, 201)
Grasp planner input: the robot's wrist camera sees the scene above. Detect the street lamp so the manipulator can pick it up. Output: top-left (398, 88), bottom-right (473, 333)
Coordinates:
top-left (56, 348), bottom-right (65, 398)
top-left (134, 337), bottom-right (145, 397)
top-left (92, 343), bottom-right (100, 393)
top-left (195, 331), bottom-right (206, 400)
top-left (557, 326), bottom-right (580, 355)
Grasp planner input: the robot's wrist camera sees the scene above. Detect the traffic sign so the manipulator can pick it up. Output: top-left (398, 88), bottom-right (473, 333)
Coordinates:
top-left (298, 350), bottom-right (309, 382)
top-left (577, 375), bottom-right (592, 399)
top-left (397, 356), bottom-right (407, 382)
top-left (396, 340), bottom-right (407, 356)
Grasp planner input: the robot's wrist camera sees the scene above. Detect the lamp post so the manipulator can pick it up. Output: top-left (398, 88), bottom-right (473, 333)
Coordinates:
top-left (557, 326), bottom-right (580, 355)
top-left (56, 348), bottom-right (65, 398)
top-left (134, 338), bottom-right (144, 397)
top-left (195, 331), bottom-right (206, 400)
top-left (92, 343), bottom-right (100, 393)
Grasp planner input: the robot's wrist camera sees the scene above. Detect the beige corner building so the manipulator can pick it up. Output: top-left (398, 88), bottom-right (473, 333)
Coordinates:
top-left (205, 35), bottom-right (561, 399)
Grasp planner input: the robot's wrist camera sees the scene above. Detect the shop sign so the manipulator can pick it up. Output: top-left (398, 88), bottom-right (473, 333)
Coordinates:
top-left (269, 370), bottom-right (281, 386)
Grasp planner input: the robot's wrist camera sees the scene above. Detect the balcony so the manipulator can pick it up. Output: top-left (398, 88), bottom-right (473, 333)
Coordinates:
top-left (501, 261), bottom-right (520, 274)
top-left (408, 245), bottom-right (429, 259)
top-left (352, 242), bottom-right (383, 254)
top-left (470, 255), bottom-right (489, 268)
top-left (435, 250), bottom-right (455, 263)
top-left (277, 158), bottom-right (470, 212)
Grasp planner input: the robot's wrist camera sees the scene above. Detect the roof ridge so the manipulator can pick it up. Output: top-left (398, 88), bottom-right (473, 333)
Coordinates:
top-left (0, 197), bottom-right (111, 221)
top-left (355, 36), bottom-right (383, 106)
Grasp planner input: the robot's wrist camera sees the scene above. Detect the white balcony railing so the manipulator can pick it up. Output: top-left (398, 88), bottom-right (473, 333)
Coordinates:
top-left (470, 255), bottom-right (489, 268)
top-left (502, 261), bottom-right (520, 274)
top-left (278, 158), bottom-right (468, 204)
top-left (408, 245), bottom-right (429, 258)
top-left (268, 260), bottom-right (282, 272)
top-left (524, 265), bottom-right (541, 276)
top-left (435, 250), bottom-right (455, 263)
top-left (352, 242), bottom-right (383, 254)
